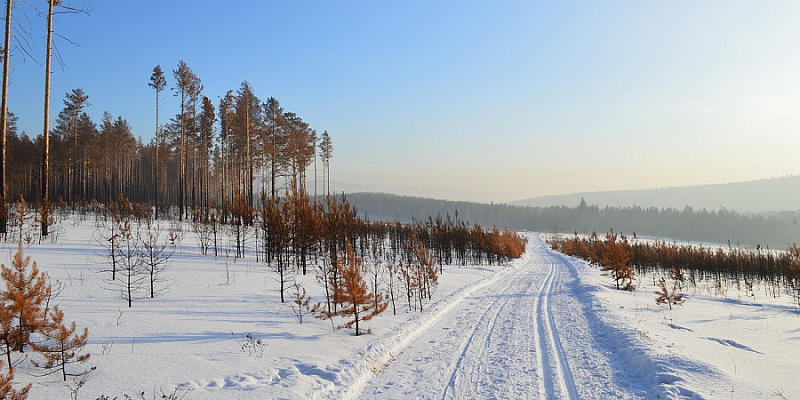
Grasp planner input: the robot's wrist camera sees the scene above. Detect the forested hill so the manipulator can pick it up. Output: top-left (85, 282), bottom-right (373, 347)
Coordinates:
top-left (345, 192), bottom-right (800, 250)
top-left (511, 175), bottom-right (800, 213)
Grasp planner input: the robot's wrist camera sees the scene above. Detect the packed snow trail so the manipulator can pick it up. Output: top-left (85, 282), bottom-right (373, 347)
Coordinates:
top-left (355, 235), bottom-right (637, 400)
top-left (536, 261), bottom-right (580, 399)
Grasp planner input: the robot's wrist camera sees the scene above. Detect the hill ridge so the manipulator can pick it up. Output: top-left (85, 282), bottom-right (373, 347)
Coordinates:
top-left (510, 175), bottom-right (800, 213)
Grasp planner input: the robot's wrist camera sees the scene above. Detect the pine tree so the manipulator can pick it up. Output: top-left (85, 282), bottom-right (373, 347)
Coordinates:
top-left (262, 97), bottom-right (284, 199)
top-left (654, 278), bottom-right (684, 310)
top-left (234, 81), bottom-right (260, 206)
top-left (286, 187), bottom-right (316, 275)
top-left (411, 232), bottom-right (438, 308)
top-left (288, 280), bottom-right (320, 324)
top-left (282, 112), bottom-right (315, 193)
top-left (0, 358), bottom-right (30, 400)
top-left (334, 243), bottom-right (388, 336)
top-left (0, 0), bottom-right (14, 236)
top-left (62, 88), bottom-right (90, 202)
top-left (148, 65), bottom-right (167, 220)
top-left (228, 190), bottom-right (254, 259)
top-left (0, 244), bottom-right (50, 358)
top-left (318, 131), bottom-right (332, 197)
top-left (40, 0), bottom-right (88, 236)
top-left (0, 303), bottom-right (14, 368)
top-left (260, 193), bottom-right (291, 302)
top-left (198, 96), bottom-right (216, 214)
top-left (31, 306), bottom-right (90, 381)
top-left (40, 0), bottom-right (55, 238)
top-left (218, 91), bottom-right (235, 214)
top-left (172, 61), bottom-right (201, 221)
top-left (601, 231), bottom-right (635, 291)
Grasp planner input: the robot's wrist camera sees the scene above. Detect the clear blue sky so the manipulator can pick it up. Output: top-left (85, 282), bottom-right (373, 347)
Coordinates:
top-left (7, 1), bottom-right (800, 203)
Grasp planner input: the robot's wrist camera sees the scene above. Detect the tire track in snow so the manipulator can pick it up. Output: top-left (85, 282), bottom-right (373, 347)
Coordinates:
top-left (354, 242), bottom-right (542, 400)
top-left (535, 257), bottom-right (580, 399)
top-left (440, 271), bottom-right (532, 399)
top-left (338, 254), bottom-right (527, 400)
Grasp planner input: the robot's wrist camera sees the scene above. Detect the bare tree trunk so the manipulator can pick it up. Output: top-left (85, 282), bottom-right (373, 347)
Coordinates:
top-left (41, 0), bottom-right (55, 238)
top-left (82, 156), bottom-right (87, 202)
top-left (271, 153), bottom-right (276, 200)
top-left (0, 0), bottom-right (12, 235)
top-left (154, 94), bottom-right (160, 220)
top-left (313, 154), bottom-right (317, 205)
top-left (179, 98), bottom-right (185, 221)
top-left (246, 107), bottom-right (253, 206)
top-left (191, 144), bottom-right (196, 213)
top-left (220, 123), bottom-right (226, 218)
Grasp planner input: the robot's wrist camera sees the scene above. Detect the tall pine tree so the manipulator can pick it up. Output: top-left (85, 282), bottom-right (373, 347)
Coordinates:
top-left (148, 65), bottom-right (167, 219)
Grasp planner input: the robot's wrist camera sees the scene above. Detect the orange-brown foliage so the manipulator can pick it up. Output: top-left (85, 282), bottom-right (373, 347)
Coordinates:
top-left (333, 243), bottom-right (388, 336)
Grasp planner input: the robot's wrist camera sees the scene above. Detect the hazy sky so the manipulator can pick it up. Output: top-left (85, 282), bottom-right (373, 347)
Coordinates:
top-left (7, 1), bottom-right (800, 203)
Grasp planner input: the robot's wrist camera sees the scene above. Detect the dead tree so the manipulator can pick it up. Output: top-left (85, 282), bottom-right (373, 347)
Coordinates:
top-left (138, 218), bottom-right (173, 299)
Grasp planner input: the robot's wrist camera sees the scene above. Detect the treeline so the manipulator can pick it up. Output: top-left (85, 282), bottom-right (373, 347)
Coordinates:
top-left (378, 215), bottom-right (527, 268)
top-left (200, 191), bottom-right (526, 271)
top-left (346, 192), bottom-right (800, 250)
top-left (4, 61), bottom-right (335, 223)
top-left (550, 232), bottom-right (800, 304)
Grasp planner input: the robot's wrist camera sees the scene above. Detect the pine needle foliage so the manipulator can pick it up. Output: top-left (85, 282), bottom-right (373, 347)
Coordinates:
top-left (288, 280), bottom-right (321, 324)
top-left (30, 306), bottom-right (90, 381)
top-left (654, 278), bottom-right (684, 310)
top-left (334, 243), bottom-right (388, 336)
top-left (600, 231), bottom-right (635, 291)
top-left (0, 244), bottom-right (50, 360)
top-left (0, 360), bottom-right (30, 399)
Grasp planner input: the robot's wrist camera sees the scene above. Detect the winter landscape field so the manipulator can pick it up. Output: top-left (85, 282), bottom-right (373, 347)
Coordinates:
top-left (0, 212), bottom-right (794, 400)
top-left (4, 2), bottom-right (800, 399)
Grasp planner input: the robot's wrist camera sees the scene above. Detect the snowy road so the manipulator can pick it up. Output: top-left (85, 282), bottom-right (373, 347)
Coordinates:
top-left (355, 235), bottom-right (636, 400)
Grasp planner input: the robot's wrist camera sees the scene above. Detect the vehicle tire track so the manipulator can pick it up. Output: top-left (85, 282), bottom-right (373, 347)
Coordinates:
top-left (441, 270), bottom-right (533, 400)
top-left (535, 257), bottom-right (580, 399)
top-left (457, 266), bottom-right (541, 399)
top-left (352, 262), bottom-right (530, 400)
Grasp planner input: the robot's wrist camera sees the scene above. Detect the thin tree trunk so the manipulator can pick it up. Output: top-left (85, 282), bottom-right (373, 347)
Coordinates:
top-left (154, 90), bottom-right (160, 220)
top-left (0, 0), bottom-right (12, 235)
top-left (179, 96), bottom-right (185, 221)
top-left (72, 109), bottom-right (78, 203)
top-left (41, 0), bottom-right (55, 238)
top-left (220, 122), bottom-right (226, 219)
top-left (246, 107), bottom-right (253, 207)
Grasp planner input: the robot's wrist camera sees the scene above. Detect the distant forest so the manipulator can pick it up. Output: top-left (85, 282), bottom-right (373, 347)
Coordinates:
top-left (346, 192), bottom-right (800, 250)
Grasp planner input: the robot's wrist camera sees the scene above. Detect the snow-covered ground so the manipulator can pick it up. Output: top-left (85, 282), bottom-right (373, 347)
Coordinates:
top-left (3, 217), bottom-right (798, 399)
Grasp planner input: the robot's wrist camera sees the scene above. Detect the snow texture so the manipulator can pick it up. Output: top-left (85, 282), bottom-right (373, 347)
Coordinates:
top-left (3, 220), bottom-right (797, 399)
